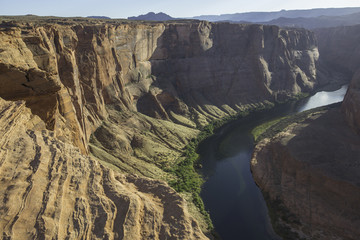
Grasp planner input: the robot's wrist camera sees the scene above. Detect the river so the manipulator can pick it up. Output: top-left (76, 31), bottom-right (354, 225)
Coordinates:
top-left (199, 85), bottom-right (348, 240)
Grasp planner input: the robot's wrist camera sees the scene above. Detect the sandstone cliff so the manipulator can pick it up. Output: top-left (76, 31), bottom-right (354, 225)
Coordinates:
top-left (0, 18), bottom-right (322, 154)
top-left (342, 71), bottom-right (360, 134)
top-left (315, 24), bottom-right (360, 84)
top-left (251, 106), bottom-right (360, 239)
top-left (0, 16), bottom-right (329, 239)
top-left (0, 97), bottom-right (207, 240)
top-left (329, 25), bottom-right (360, 133)
top-left (149, 22), bottom-right (320, 126)
top-left (0, 17), bottom-right (206, 239)
top-left (250, 25), bottom-right (360, 240)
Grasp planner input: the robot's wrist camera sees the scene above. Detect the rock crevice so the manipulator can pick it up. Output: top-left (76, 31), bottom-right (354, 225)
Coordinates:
top-left (0, 17), bottom-right (344, 239)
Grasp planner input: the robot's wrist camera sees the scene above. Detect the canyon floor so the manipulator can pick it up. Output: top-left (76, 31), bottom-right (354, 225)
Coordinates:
top-left (0, 15), bottom-right (359, 239)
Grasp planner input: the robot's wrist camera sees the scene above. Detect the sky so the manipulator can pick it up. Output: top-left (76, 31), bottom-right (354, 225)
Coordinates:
top-left (1, 0), bottom-right (360, 18)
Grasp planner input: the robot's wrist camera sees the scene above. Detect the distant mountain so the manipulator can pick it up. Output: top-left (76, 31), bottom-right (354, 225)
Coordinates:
top-left (262, 12), bottom-right (360, 29)
top-left (192, 7), bottom-right (360, 22)
top-left (128, 12), bottom-right (174, 21)
top-left (87, 16), bottom-right (111, 19)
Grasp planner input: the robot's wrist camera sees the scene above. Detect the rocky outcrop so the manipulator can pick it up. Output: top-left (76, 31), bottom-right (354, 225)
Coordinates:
top-left (251, 107), bottom-right (360, 240)
top-left (250, 25), bottom-right (360, 239)
top-left (342, 71), bottom-right (360, 134)
top-left (0, 16), bottom-right (333, 239)
top-left (0, 97), bottom-right (207, 240)
top-left (0, 20), bottom-right (168, 154)
top-left (0, 18), bottom-right (205, 239)
top-left (315, 24), bottom-right (360, 78)
top-left (149, 22), bottom-right (321, 126)
top-left (334, 25), bottom-right (360, 133)
top-left (0, 18), bottom-right (323, 154)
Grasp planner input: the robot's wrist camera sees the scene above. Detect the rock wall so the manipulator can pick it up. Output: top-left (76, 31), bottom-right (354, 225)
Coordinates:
top-left (342, 71), bottom-right (360, 134)
top-left (0, 20), bottom-right (167, 154)
top-left (251, 108), bottom-right (360, 240)
top-left (326, 25), bottom-right (360, 133)
top-left (149, 22), bottom-right (320, 126)
top-left (0, 19), bottom-right (322, 154)
top-left (0, 97), bottom-right (207, 240)
top-left (0, 16), bottom-right (329, 239)
top-left (315, 24), bottom-right (360, 79)
top-left (250, 24), bottom-right (360, 240)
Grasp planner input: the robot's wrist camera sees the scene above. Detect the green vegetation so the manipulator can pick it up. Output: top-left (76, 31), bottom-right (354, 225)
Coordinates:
top-left (251, 117), bottom-right (286, 141)
top-left (167, 101), bottom-right (276, 232)
top-left (275, 92), bottom-right (310, 104)
top-left (167, 124), bottom-right (217, 230)
top-left (293, 92), bottom-right (310, 100)
top-left (253, 103), bottom-right (342, 239)
top-left (146, 74), bottom-right (156, 80)
top-left (252, 102), bottom-right (341, 143)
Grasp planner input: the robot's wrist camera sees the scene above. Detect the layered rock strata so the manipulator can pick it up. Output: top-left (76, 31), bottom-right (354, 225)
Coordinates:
top-left (342, 70), bottom-right (360, 134)
top-left (315, 24), bottom-right (360, 76)
top-left (0, 18), bottom-right (322, 155)
top-left (0, 16), bottom-right (331, 238)
top-left (0, 97), bottom-right (207, 240)
top-left (251, 107), bottom-right (360, 239)
top-left (149, 22), bottom-right (321, 126)
top-left (250, 25), bottom-right (360, 240)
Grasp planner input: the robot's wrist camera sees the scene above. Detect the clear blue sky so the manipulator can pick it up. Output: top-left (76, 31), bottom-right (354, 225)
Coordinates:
top-left (1, 0), bottom-right (360, 18)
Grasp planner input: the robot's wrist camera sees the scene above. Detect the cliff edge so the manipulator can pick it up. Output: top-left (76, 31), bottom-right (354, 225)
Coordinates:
top-left (0, 97), bottom-right (207, 239)
top-left (251, 24), bottom-right (360, 239)
top-left (0, 16), bottom-right (341, 239)
top-left (251, 105), bottom-right (360, 239)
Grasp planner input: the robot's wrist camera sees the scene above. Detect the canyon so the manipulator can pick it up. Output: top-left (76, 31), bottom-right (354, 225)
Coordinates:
top-left (251, 25), bottom-right (360, 239)
top-left (0, 15), bottom-right (358, 239)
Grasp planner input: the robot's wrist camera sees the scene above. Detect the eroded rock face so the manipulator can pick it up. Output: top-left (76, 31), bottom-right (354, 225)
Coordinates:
top-left (0, 21), bottom-right (166, 154)
top-left (0, 97), bottom-right (207, 240)
top-left (149, 23), bottom-right (320, 125)
top-left (0, 19), bottom-right (322, 154)
top-left (250, 25), bottom-right (360, 240)
top-left (342, 71), bottom-right (360, 134)
top-left (315, 25), bottom-right (360, 76)
top-left (0, 17), bottom-right (331, 239)
top-left (251, 108), bottom-right (360, 240)
top-left (0, 19), bottom-right (206, 239)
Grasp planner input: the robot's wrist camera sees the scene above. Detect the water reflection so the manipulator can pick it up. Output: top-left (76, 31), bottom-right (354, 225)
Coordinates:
top-left (199, 85), bottom-right (348, 240)
top-left (296, 85), bottom-right (348, 112)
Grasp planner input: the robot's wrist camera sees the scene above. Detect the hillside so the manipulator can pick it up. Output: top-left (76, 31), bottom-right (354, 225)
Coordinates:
top-left (0, 16), bottom-right (354, 239)
top-left (192, 7), bottom-right (360, 23)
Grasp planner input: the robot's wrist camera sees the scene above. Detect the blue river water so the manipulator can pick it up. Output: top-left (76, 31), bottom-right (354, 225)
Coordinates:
top-left (199, 86), bottom-right (348, 240)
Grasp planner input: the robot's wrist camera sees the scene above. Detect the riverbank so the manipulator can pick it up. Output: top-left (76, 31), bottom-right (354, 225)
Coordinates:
top-left (251, 103), bottom-right (341, 143)
top-left (167, 101), bottom-right (275, 235)
top-left (198, 85), bottom-right (348, 239)
top-left (251, 103), bottom-right (341, 238)
top-left (173, 99), bottom-right (319, 235)
top-left (251, 101), bottom-right (360, 239)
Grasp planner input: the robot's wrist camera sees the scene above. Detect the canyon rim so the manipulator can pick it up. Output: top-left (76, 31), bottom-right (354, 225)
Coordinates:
top-left (0, 14), bottom-right (359, 239)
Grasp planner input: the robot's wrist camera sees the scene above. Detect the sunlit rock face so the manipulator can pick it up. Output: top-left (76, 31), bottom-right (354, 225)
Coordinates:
top-left (0, 16), bottom-right (329, 239)
top-left (0, 20), bottom-right (322, 153)
top-left (0, 97), bottom-right (207, 240)
top-left (0, 21), bottom-right (168, 154)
